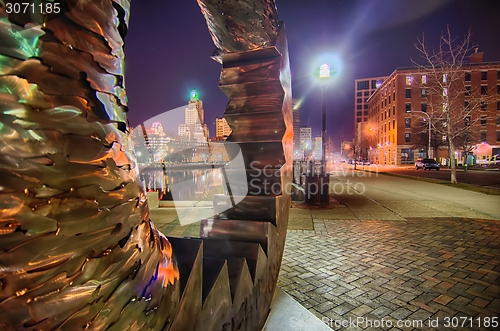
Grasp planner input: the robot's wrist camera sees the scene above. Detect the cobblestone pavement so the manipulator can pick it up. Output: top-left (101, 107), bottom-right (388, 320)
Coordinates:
top-left (278, 218), bottom-right (500, 330)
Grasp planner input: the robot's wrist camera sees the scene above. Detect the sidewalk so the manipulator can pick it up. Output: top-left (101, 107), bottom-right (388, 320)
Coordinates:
top-left (279, 218), bottom-right (500, 330)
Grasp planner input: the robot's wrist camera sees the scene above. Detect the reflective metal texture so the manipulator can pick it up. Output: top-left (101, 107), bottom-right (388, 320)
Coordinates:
top-left (197, 0), bottom-right (293, 329)
top-left (0, 1), bottom-right (180, 330)
top-left (197, 0), bottom-right (280, 55)
top-left (1, 0), bottom-right (291, 330)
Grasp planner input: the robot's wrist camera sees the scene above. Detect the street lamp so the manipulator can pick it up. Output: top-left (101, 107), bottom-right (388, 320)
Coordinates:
top-left (304, 63), bottom-right (333, 206)
top-left (412, 110), bottom-right (432, 159)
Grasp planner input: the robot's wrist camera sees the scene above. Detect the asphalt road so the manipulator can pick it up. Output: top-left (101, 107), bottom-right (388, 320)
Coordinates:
top-left (339, 164), bottom-right (500, 189)
top-left (325, 168), bottom-right (500, 221)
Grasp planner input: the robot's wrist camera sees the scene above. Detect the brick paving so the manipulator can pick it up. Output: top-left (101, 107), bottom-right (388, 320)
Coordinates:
top-left (278, 218), bottom-right (500, 330)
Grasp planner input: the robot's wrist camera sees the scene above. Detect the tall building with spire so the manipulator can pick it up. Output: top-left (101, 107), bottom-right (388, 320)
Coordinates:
top-left (178, 89), bottom-right (209, 142)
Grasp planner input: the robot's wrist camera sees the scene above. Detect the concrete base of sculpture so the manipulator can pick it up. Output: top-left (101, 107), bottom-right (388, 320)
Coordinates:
top-left (263, 288), bottom-right (331, 331)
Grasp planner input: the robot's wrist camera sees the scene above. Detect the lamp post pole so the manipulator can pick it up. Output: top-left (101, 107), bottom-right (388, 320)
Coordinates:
top-left (321, 84), bottom-right (327, 174)
top-left (319, 63), bottom-right (330, 174)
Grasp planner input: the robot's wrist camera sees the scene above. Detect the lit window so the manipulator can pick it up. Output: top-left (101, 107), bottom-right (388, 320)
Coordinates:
top-left (421, 88), bottom-right (427, 98)
top-left (443, 74), bottom-right (447, 83)
top-left (405, 103), bottom-right (411, 113)
top-left (422, 75), bottom-right (427, 84)
top-left (405, 75), bottom-right (413, 85)
top-left (465, 116), bottom-right (471, 126)
top-left (443, 102), bottom-right (448, 112)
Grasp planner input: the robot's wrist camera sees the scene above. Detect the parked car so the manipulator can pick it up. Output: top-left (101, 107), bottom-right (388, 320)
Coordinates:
top-left (415, 158), bottom-right (440, 170)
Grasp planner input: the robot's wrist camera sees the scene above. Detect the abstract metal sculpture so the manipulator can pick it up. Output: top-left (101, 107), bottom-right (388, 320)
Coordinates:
top-left (0, 0), bottom-right (291, 329)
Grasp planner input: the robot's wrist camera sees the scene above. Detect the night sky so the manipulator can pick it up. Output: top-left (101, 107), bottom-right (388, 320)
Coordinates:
top-left (124, 0), bottom-right (500, 145)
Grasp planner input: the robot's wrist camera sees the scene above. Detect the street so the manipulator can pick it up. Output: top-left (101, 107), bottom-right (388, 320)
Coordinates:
top-left (334, 163), bottom-right (500, 189)
top-left (325, 167), bottom-right (500, 220)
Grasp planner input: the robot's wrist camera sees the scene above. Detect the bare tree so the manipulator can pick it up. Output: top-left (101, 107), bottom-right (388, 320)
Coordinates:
top-left (411, 120), bottom-right (447, 158)
top-left (412, 27), bottom-right (494, 184)
top-left (455, 127), bottom-right (479, 171)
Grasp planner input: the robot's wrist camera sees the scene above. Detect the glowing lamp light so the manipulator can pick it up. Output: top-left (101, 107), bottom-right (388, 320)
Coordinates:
top-left (319, 63), bottom-right (331, 78)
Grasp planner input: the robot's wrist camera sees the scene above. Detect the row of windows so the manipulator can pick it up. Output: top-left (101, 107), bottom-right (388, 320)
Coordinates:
top-left (406, 71), bottom-right (500, 86)
top-left (356, 91), bottom-right (371, 97)
top-left (464, 101), bottom-right (500, 111)
top-left (465, 71), bottom-right (500, 81)
top-left (379, 131), bottom-right (500, 145)
top-left (357, 79), bottom-right (385, 91)
top-left (379, 106), bottom-right (396, 122)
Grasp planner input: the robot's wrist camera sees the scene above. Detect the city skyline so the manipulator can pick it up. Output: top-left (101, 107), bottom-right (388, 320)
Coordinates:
top-left (125, 0), bottom-right (500, 145)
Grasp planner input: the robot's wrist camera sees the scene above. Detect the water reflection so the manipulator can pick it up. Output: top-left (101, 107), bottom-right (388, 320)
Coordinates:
top-left (141, 169), bottom-right (225, 201)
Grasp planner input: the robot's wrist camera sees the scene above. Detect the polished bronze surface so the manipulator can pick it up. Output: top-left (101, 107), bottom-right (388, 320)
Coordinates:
top-left (197, 0), bottom-right (293, 328)
top-left (1, 0), bottom-right (291, 330)
top-left (0, 1), bottom-right (179, 330)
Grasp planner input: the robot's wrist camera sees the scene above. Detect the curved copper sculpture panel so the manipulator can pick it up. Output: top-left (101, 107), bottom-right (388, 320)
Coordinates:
top-left (0, 2), bottom-right (180, 330)
top-left (0, 0), bottom-right (292, 330)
